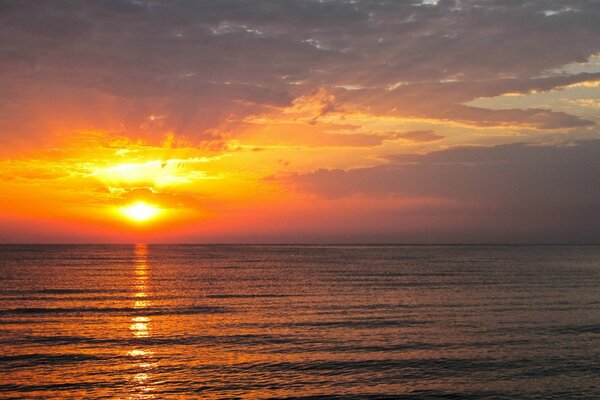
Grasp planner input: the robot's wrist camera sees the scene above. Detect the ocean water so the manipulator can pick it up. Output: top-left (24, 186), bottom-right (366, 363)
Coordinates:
top-left (1, 245), bottom-right (600, 399)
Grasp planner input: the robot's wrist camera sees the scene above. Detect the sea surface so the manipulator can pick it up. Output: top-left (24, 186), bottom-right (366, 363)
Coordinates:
top-left (1, 244), bottom-right (600, 399)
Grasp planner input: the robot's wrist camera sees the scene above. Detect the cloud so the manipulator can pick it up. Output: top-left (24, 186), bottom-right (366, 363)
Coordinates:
top-left (333, 73), bottom-right (600, 129)
top-left (285, 139), bottom-right (600, 242)
top-left (393, 130), bottom-right (445, 143)
top-left (2, 0), bottom-right (600, 145)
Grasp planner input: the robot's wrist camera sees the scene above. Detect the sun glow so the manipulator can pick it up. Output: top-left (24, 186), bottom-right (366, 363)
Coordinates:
top-left (121, 202), bottom-right (161, 222)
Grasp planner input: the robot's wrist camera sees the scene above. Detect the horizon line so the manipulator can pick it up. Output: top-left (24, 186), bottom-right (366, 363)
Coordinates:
top-left (1, 242), bottom-right (599, 246)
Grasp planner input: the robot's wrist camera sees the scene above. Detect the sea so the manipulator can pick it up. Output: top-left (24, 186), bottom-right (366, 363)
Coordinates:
top-left (1, 244), bottom-right (599, 399)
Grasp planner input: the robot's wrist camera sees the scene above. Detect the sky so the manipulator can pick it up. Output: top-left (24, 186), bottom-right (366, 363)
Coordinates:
top-left (1, 0), bottom-right (599, 243)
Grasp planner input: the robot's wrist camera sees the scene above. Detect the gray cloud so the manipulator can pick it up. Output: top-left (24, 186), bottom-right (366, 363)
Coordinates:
top-left (286, 140), bottom-right (600, 242)
top-left (334, 73), bottom-right (600, 129)
top-left (2, 0), bottom-right (600, 140)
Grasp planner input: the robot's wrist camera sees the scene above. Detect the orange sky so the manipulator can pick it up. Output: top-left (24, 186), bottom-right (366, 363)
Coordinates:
top-left (1, 1), bottom-right (600, 243)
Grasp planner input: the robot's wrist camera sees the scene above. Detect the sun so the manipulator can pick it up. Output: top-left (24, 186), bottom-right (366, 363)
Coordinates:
top-left (121, 202), bottom-right (161, 222)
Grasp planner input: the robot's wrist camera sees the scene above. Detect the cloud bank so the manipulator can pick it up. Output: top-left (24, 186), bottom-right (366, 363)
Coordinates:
top-left (286, 140), bottom-right (600, 243)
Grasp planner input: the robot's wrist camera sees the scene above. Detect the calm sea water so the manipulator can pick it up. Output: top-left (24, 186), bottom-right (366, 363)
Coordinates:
top-left (1, 245), bottom-right (600, 399)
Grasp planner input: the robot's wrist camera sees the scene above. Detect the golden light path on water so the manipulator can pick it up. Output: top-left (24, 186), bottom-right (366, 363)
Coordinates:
top-left (128, 243), bottom-right (156, 399)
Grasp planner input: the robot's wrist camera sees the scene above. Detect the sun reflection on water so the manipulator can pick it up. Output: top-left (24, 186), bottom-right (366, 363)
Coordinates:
top-left (128, 243), bottom-right (156, 399)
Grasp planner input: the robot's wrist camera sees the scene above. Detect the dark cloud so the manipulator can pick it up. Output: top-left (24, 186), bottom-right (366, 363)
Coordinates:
top-left (2, 0), bottom-right (600, 139)
top-left (334, 73), bottom-right (600, 129)
top-left (286, 140), bottom-right (600, 242)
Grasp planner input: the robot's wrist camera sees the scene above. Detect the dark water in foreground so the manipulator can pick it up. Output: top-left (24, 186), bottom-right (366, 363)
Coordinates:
top-left (1, 245), bottom-right (600, 399)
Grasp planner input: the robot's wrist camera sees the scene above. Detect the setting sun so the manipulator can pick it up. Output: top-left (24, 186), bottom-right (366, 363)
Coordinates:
top-left (121, 203), bottom-right (161, 222)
